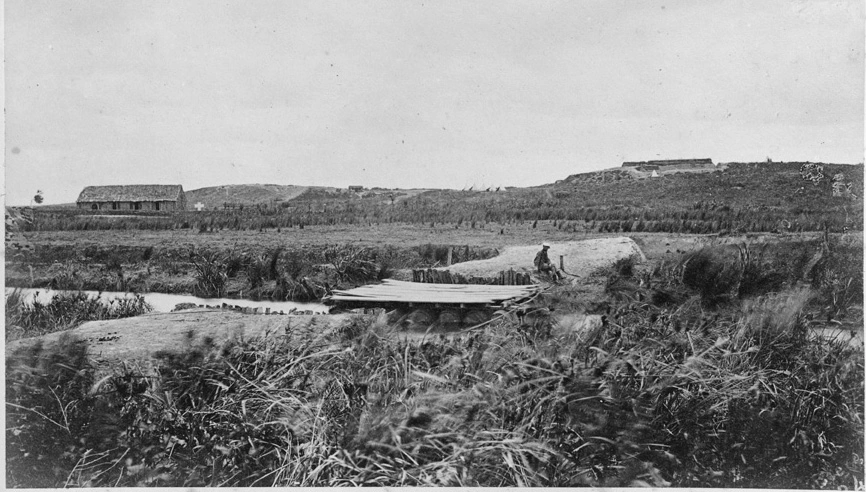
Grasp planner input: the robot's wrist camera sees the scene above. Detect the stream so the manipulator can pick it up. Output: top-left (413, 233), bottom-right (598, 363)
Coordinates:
top-left (5, 288), bottom-right (329, 314)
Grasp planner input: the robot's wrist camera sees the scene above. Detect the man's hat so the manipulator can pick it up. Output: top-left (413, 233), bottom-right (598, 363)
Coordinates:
top-left (542, 242), bottom-right (550, 248)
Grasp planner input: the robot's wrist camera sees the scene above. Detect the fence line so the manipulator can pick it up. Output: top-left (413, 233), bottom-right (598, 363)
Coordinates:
top-left (411, 268), bottom-right (533, 285)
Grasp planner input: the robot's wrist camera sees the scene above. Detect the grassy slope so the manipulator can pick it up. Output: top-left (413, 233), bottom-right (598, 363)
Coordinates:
top-left (410, 162), bottom-right (863, 216)
top-left (185, 184), bottom-right (437, 209)
top-left (548, 161), bottom-right (863, 209)
top-left (185, 184), bottom-right (310, 209)
top-left (254, 161), bottom-right (860, 231)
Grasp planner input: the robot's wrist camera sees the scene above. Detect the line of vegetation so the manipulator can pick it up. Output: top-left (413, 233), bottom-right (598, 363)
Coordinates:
top-left (22, 201), bottom-right (860, 234)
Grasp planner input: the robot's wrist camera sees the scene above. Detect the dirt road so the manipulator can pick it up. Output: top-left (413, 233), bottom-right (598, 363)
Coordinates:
top-left (444, 236), bottom-right (646, 278)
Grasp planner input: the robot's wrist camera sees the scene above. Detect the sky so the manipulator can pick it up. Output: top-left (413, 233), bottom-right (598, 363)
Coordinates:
top-left (4, 0), bottom-right (864, 205)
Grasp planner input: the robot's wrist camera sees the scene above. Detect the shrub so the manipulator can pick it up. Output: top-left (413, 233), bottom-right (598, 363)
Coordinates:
top-left (611, 255), bottom-right (636, 277)
top-left (416, 243), bottom-right (450, 264)
top-left (224, 250), bottom-right (246, 278)
top-left (324, 245), bottom-right (379, 283)
top-left (680, 248), bottom-right (741, 303)
top-left (810, 241), bottom-right (863, 319)
top-left (281, 249), bottom-right (315, 279)
top-left (189, 248), bottom-right (228, 297)
top-left (246, 253), bottom-right (269, 290)
top-left (736, 243), bottom-right (787, 298)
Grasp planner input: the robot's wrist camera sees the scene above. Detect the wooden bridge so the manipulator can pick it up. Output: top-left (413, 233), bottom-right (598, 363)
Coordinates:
top-left (324, 279), bottom-right (540, 312)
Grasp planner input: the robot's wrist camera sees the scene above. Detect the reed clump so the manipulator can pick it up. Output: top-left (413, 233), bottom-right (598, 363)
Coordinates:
top-left (5, 290), bottom-right (151, 341)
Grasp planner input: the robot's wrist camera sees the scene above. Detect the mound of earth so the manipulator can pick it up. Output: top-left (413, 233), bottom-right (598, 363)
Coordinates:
top-left (185, 184), bottom-right (310, 209)
top-left (5, 310), bottom-right (370, 363)
top-left (443, 237), bottom-right (646, 278)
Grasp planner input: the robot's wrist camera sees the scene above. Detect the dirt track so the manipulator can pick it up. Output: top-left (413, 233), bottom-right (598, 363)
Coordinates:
top-left (444, 236), bottom-right (646, 278)
top-left (5, 310), bottom-right (369, 363)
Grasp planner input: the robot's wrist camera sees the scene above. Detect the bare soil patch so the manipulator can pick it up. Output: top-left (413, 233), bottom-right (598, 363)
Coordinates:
top-left (5, 310), bottom-right (369, 363)
top-left (443, 236), bottom-right (646, 278)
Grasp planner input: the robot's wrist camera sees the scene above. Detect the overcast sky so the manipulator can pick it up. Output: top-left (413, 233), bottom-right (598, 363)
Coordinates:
top-left (5, 0), bottom-right (864, 205)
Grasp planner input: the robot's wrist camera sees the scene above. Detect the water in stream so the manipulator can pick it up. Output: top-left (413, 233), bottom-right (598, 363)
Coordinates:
top-left (5, 288), bottom-right (329, 314)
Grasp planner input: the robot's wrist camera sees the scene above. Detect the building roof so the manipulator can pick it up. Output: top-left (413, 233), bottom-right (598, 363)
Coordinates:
top-left (77, 185), bottom-right (184, 203)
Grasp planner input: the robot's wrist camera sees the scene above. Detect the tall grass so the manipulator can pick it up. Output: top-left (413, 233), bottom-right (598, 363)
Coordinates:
top-left (5, 290), bottom-right (151, 341)
top-left (6, 280), bottom-right (863, 487)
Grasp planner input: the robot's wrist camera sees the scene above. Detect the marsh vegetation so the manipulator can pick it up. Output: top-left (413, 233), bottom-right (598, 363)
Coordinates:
top-left (6, 240), bottom-right (863, 488)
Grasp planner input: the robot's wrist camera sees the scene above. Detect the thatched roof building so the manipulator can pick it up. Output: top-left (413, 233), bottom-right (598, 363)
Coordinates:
top-left (76, 185), bottom-right (186, 211)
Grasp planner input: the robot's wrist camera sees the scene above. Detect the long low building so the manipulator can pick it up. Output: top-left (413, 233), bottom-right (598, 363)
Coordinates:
top-left (622, 158), bottom-right (714, 171)
top-left (76, 184), bottom-right (186, 211)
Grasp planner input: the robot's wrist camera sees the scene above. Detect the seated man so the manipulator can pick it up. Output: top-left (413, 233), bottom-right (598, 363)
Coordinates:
top-left (534, 242), bottom-right (564, 280)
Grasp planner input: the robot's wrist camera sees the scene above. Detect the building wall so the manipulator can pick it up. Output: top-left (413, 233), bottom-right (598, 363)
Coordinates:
top-left (624, 159), bottom-right (713, 169)
top-left (653, 162), bottom-right (713, 171)
top-left (77, 200), bottom-right (180, 211)
top-left (631, 162), bottom-right (714, 172)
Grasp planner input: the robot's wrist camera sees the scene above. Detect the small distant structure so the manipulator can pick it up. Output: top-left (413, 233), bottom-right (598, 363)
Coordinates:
top-left (194, 202), bottom-right (205, 212)
top-left (650, 170), bottom-right (660, 178)
top-left (831, 172), bottom-right (858, 199)
top-left (622, 158), bottom-right (714, 171)
top-left (348, 185), bottom-right (364, 192)
top-left (76, 185), bottom-right (186, 211)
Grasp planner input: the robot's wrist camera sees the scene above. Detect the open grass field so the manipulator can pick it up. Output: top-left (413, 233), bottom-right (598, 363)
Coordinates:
top-left (15, 220), bottom-right (595, 250)
top-left (11, 220), bottom-right (843, 253)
